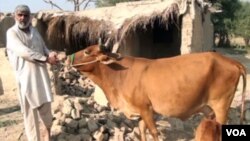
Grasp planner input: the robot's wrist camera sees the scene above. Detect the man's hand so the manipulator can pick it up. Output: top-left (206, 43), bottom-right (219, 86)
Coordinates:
top-left (47, 51), bottom-right (58, 65)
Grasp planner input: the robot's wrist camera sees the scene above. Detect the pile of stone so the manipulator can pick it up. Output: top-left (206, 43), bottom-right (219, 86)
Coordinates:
top-left (50, 64), bottom-right (143, 141)
top-left (51, 95), bottom-right (143, 141)
top-left (50, 64), bottom-right (95, 97)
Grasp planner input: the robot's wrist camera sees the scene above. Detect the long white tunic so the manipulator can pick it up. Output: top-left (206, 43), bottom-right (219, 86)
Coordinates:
top-left (6, 23), bottom-right (53, 111)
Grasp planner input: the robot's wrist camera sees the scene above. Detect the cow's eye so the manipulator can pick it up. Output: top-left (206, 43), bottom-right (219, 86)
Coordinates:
top-left (84, 50), bottom-right (90, 56)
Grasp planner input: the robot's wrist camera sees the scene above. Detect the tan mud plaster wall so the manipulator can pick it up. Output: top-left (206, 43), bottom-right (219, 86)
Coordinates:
top-left (191, 3), bottom-right (203, 52)
top-left (181, 1), bottom-right (213, 54)
top-left (202, 12), bottom-right (214, 51)
top-left (180, 3), bottom-right (193, 54)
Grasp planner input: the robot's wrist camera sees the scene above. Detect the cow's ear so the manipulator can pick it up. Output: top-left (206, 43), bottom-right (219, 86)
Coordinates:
top-left (107, 53), bottom-right (122, 60)
top-left (98, 55), bottom-right (116, 64)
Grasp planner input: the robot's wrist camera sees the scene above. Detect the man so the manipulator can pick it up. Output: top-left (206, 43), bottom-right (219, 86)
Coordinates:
top-left (6, 5), bottom-right (57, 141)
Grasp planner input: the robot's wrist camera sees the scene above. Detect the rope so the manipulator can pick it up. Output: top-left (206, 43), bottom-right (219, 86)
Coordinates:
top-left (57, 58), bottom-right (98, 68)
top-left (70, 54), bottom-right (75, 66)
top-left (58, 53), bottom-right (120, 67)
top-left (71, 59), bottom-right (98, 67)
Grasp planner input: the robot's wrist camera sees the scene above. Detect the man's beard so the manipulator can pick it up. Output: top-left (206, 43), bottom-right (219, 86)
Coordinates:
top-left (17, 20), bottom-right (30, 29)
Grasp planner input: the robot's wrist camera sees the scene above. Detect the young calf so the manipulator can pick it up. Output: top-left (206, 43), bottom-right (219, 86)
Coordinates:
top-left (195, 118), bottom-right (221, 141)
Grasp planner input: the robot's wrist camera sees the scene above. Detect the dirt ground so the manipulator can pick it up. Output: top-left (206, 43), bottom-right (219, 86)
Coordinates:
top-left (0, 47), bottom-right (24, 141)
top-left (0, 47), bottom-right (250, 141)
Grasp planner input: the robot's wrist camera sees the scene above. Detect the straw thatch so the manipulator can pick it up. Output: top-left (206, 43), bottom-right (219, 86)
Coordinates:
top-left (45, 15), bottom-right (114, 54)
top-left (35, 0), bottom-right (214, 57)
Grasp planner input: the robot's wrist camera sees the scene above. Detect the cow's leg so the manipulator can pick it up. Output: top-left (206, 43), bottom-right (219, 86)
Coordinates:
top-left (139, 120), bottom-right (147, 141)
top-left (210, 93), bottom-right (234, 124)
top-left (214, 107), bottom-right (230, 124)
top-left (140, 109), bottom-right (159, 141)
top-left (209, 105), bottom-right (228, 124)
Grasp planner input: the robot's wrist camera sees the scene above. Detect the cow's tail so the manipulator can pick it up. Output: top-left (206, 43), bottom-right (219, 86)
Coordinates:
top-left (239, 65), bottom-right (247, 124)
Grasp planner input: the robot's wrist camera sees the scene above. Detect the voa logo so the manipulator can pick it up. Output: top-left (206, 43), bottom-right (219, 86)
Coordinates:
top-left (226, 129), bottom-right (246, 136)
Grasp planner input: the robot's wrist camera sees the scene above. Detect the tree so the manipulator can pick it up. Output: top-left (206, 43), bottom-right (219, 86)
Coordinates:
top-left (95, 0), bottom-right (140, 7)
top-left (67, 0), bottom-right (92, 11)
top-left (42, 0), bottom-right (64, 10)
top-left (233, 2), bottom-right (250, 46)
top-left (211, 0), bottom-right (241, 47)
top-left (42, 0), bottom-right (94, 11)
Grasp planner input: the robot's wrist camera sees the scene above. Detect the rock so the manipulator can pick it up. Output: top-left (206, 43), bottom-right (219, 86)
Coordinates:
top-left (71, 109), bottom-right (81, 119)
top-left (93, 85), bottom-right (108, 106)
top-left (93, 126), bottom-right (105, 141)
top-left (79, 128), bottom-right (90, 134)
top-left (81, 134), bottom-right (92, 141)
top-left (65, 134), bottom-right (81, 141)
top-left (52, 100), bottom-right (63, 113)
top-left (245, 109), bottom-right (250, 121)
top-left (245, 101), bottom-right (250, 109)
top-left (51, 125), bottom-right (66, 135)
top-left (78, 118), bottom-right (88, 128)
top-left (53, 119), bottom-right (63, 126)
top-left (156, 120), bottom-right (171, 128)
top-left (87, 118), bottom-right (99, 132)
top-left (106, 119), bottom-right (118, 129)
top-left (73, 100), bottom-right (84, 112)
top-left (113, 127), bottom-right (124, 141)
top-left (54, 111), bottom-right (64, 119)
top-left (66, 127), bottom-right (77, 134)
top-left (168, 118), bottom-right (184, 130)
top-left (62, 103), bottom-right (73, 116)
top-left (123, 118), bottom-right (136, 128)
top-left (65, 118), bottom-right (78, 129)
top-left (57, 138), bottom-right (67, 141)
top-left (58, 114), bottom-right (66, 123)
top-left (56, 133), bottom-right (68, 141)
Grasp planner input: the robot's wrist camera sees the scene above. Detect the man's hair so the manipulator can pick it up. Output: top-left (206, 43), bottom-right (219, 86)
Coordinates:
top-left (14, 5), bottom-right (30, 14)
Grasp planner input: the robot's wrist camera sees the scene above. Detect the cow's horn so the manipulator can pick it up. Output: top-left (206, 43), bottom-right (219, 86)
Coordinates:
top-left (98, 38), bottom-right (106, 51)
top-left (98, 38), bottom-right (103, 46)
top-left (104, 38), bottom-right (111, 47)
top-left (99, 37), bottom-right (111, 52)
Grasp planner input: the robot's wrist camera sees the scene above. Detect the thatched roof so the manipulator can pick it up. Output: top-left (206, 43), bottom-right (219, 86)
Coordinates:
top-left (35, 0), bottom-right (190, 54)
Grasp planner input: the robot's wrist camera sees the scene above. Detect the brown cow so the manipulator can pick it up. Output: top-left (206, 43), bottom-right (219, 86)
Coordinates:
top-left (66, 44), bottom-right (246, 141)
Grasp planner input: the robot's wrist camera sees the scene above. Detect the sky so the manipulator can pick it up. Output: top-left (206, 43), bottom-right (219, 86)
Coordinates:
top-left (0, 0), bottom-right (95, 13)
top-left (0, 0), bottom-right (249, 13)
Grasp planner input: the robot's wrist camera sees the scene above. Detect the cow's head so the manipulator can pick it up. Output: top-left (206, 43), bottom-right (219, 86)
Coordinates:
top-left (66, 39), bottom-right (121, 72)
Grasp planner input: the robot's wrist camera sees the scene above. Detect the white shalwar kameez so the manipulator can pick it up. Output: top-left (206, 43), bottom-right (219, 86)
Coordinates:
top-left (6, 23), bottom-right (53, 141)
